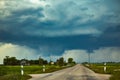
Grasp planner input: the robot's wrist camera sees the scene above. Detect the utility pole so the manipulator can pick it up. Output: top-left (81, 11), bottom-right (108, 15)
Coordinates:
top-left (50, 54), bottom-right (52, 62)
top-left (88, 53), bottom-right (90, 66)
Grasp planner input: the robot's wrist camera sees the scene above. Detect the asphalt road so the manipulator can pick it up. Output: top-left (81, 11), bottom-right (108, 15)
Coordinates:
top-left (29, 64), bottom-right (110, 80)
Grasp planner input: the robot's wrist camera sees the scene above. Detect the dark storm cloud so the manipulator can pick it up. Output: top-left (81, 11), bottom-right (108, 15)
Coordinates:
top-left (0, 0), bottom-right (120, 57)
top-left (97, 26), bottom-right (120, 47)
top-left (0, 26), bottom-right (120, 56)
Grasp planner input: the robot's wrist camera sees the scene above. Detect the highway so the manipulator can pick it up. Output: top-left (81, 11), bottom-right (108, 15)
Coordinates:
top-left (29, 64), bottom-right (110, 80)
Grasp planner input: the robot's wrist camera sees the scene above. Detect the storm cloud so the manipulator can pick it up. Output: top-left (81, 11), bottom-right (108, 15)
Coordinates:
top-left (0, 0), bottom-right (120, 64)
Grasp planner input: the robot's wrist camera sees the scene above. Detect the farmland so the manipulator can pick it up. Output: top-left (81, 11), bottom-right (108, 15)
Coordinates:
top-left (1, 63), bottom-right (120, 80)
top-left (0, 65), bottom-right (72, 80)
top-left (0, 56), bottom-right (76, 80)
top-left (83, 62), bottom-right (120, 80)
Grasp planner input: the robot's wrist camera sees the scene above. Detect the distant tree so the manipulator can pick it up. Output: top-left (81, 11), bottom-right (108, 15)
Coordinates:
top-left (10, 57), bottom-right (17, 65)
top-left (39, 57), bottom-right (44, 65)
top-left (43, 60), bottom-right (48, 65)
top-left (3, 56), bottom-right (77, 66)
top-left (56, 59), bottom-right (59, 65)
top-left (29, 60), bottom-right (36, 65)
top-left (3, 56), bottom-right (18, 65)
top-left (3, 56), bottom-right (9, 65)
top-left (68, 58), bottom-right (73, 63)
top-left (17, 60), bottom-right (21, 65)
top-left (64, 60), bottom-right (67, 66)
top-left (34, 60), bottom-right (39, 64)
top-left (57, 57), bottom-right (64, 66)
top-left (72, 61), bottom-right (76, 64)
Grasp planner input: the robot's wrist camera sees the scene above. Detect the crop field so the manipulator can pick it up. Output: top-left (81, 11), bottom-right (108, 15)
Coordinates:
top-left (0, 65), bottom-right (69, 80)
top-left (83, 62), bottom-right (120, 80)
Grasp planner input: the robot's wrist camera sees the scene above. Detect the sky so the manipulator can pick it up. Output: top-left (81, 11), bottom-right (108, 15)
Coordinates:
top-left (0, 0), bottom-right (120, 64)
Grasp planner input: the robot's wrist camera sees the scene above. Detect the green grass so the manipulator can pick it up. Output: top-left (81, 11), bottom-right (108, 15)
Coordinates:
top-left (0, 74), bottom-right (31, 80)
top-left (0, 65), bottom-right (65, 74)
top-left (83, 63), bottom-right (120, 80)
top-left (0, 65), bottom-right (74, 80)
top-left (110, 71), bottom-right (120, 80)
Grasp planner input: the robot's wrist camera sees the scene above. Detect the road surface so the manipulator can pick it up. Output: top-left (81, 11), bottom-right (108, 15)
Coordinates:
top-left (29, 64), bottom-right (110, 80)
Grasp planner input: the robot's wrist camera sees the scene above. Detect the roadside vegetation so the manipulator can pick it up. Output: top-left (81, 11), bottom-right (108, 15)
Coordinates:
top-left (0, 65), bottom-right (70, 80)
top-left (83, 62), bottom-right (120, 80)
top-left (0, 56), bottom-right (76, 80)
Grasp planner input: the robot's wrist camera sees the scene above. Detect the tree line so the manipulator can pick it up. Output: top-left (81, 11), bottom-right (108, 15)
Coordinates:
top-left (3, 56), bottom-right (76, 66)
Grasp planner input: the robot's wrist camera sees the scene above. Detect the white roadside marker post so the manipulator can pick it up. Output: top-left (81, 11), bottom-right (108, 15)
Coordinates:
top-left (21, 65), bottom-right (24, 75)
top-left (43, 65), bottom-right (45, 72)
top-left (104, 62), bottom-right (106, 73)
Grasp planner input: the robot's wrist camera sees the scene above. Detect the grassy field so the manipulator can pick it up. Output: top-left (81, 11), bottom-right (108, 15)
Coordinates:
top-left (83, 63), bottom-right (120, 80)
top-left (0, 65), bottom-right (72, 80)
